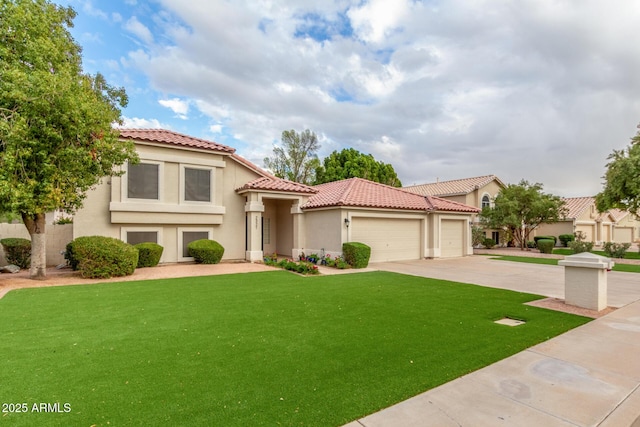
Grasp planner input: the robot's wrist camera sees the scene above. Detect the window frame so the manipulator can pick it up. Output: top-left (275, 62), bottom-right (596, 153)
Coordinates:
top-left (124, 160), bottom-right (164, 202)
top-left (180, 164), bottom-right (214, 205)
top-left (121, 227), bottom-right (164, 262)
top-left (481, 193), bottom-right (491, 209)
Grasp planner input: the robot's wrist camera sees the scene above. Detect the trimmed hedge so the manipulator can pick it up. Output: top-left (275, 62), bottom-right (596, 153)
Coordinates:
top-left (558, 234), bottom-right (575, 247)
top-left (188, 239), bottom-right (224, 264)
top-left (537, 239), bottom-right (555, 254)
top-left (0, 238), bottom-right (31, 268)
top-left (534, 235), bottom-right (557, 245)
top-left (482, 238), bottom-right (496, 249)
top-left (66, 236), bottom-right (138, 279)
top-left (135, 242), bottom-right (164, 268)
top-left (342, 242), bottom-right (371, 269)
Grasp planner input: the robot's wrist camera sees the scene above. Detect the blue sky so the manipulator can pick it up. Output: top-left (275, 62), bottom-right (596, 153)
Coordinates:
top-left (55, 0), bottom-right (640, 196)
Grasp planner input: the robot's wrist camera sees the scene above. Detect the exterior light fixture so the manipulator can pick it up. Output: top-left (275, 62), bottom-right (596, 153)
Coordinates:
top-left (344, 218), bottom-right (350, 228)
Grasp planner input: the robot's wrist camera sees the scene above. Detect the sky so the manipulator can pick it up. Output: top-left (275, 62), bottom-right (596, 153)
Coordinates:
top-left (54, 0), bottom-right (640, 197)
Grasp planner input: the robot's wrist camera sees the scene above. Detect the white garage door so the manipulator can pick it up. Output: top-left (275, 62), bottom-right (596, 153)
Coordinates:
top-left (576, 225), bottom-right (594, 242)
top-left (614, 227), bottom-right (633, 243)
top-left (441, 219), bottom-right (464, 258)
top-left (351, 217), bottom-right (421, 262)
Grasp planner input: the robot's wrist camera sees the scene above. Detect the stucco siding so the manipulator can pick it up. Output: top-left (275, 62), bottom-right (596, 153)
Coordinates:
top-left (535, 221), bottom-right (574, 240)
top-left (303, 209), bottom-right (342, 255)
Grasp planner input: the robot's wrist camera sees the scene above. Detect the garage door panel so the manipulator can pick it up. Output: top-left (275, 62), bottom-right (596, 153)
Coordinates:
top-left (441, 219), bottom-right (464, 258)
top-left (614, 227), bottom-right (633, 243)
top-left (351, 218), bottom-right (421, 262)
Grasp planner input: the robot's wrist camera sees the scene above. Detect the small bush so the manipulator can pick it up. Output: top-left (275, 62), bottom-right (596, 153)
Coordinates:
top-left (558, 234), bottom-right (575, 247)
top-left (67, 236), bottom-right (138, 278)
top-left (0, 238), bottom-right (31, 268)
top-left (276, 259), bottom-right (319, 275)
top-left (568, 239), bottom-right (594, 254)
top-left (602, 242), bottom-right (631, 259)
top-left (534, 235), bottom-right (557, 245)
top-left (188, 239), bottom-right (225, 264)
top-left (135, 242), bottom-right (163, 267)
top-left (342, 242), bottom-right (371, 268)
top-left (526, 240), bottom-right (537, 249)
top-left (537, 239), bottom-right (555, 254)
top-left (482, 238), bottom-right (496, 249)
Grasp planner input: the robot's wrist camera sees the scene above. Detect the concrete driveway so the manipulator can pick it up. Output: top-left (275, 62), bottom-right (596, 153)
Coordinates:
top-left (371, 256), bottom-right (640, 308)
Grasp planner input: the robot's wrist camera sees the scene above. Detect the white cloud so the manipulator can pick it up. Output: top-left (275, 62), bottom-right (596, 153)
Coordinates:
top-left (114, 0), bottom-right (640, 196)
top-left (121, 117), bottom-right (168, 129)
top-left (158, 98), bottom-right (189, 119)
top-left (124, 16), bottom-right (154, 45)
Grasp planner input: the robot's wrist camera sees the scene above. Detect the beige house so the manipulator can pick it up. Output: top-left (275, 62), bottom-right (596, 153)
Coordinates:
top-left (610, 209), bottom-right (640, 243)
top-left (535, 197), bottom-right (620, 244)
top-left (403, 175), bottom-right (506, 243)
top-left (72, 129), bottom-right (480, 264)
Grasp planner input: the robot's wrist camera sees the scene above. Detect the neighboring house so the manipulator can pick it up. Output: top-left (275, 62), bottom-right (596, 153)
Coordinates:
top-left (72, 129), bottom-right (480, 264)
top-left (610, 209), bottom-right (640, 243)
top-left (535, 197), bottom-right (617, 244)
top-left (403, 175), bottom-right (506, 243)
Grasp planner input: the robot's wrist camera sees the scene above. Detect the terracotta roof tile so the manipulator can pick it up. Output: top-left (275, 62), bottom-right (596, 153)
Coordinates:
top-left (304, 178), bottom-right (480, 212)
top-left (403, 175), bottom-right (503, 196)
top-left (609, 208), bottom-right (629, 222)
top-left (118, 128), bottom-right (235, 153)
top-left (237, 177), bottom-right (318, 194)
top-left (562, 197), bottom-right (595, 219)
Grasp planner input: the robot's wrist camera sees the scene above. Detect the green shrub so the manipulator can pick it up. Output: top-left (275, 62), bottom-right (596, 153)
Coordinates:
top-left (568, 239), bottom-right (594, 254)
top-left (536, 239), bottom-right (555, 254)
top-left (187, 239), bottom-right (225, 264)
top-left (67, 236), bottom-right (138, 278)
top-left (0, 238), bottom-right (31, 268)
top-left (135, 242), bottom-right (163, 267)
top-left (526, 240), bottom-right (537, 249)
top-left (342, 242), bottom-right (371, 268)
top-left (482, 238), bottom-right (496, 249)
top-left (558, 234), bottom-right (575, 247)
top-left (534, 235), bottom-right (557, 245)
top-left (602, 242), bottom-right (631, 258)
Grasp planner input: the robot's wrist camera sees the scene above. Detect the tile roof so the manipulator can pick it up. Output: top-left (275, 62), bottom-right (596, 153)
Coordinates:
top-left (562, 197), bottom-right (595, 219)
top-left (118, 128), bottom-right (236, 153)
top-left (403, 175), bottom-right (503, 196)
top-left (304, 178), bottom-right (480, 213)
top-left (609, 208), bottom-right (629, 222)
top-left (237, 177), bottom-right (318, 194)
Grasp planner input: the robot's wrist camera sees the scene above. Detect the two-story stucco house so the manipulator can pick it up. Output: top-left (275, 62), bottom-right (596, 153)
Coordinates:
top-left (73, 129), bottom-right (480, 264)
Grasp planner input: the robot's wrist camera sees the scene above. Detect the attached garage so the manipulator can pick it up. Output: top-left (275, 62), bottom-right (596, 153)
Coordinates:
top-left (441, 219), bottom-right (465, 257)
top-left (614, 227), bottom-right (633, 243)
top-left (351, 217), bottom-right (422, 262)
top-left (576, 224), bottom-right (594, 242)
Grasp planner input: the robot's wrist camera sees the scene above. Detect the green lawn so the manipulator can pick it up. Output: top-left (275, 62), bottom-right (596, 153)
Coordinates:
top-left (0, 271), bottom-right (591, 426)
top-left (553, 248), bottom-right (640, 259)
top-left (491, 255), bottom-right (640, 273)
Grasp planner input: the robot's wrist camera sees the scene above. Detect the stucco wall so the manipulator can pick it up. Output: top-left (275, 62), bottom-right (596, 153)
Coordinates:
top-left (303, 209), bottom-right (342, 255)
top-left (0, 223), bottom-right (73, 266)
top-left (535, 221), bottom-right (574, 241)
top-left (73, 143), bottom-right (262, 263)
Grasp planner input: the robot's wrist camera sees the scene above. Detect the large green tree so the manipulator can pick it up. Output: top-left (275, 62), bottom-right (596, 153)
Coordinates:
top-left (314, 148), bottom-right (402, 187)
top-left (263, 129), bottom-right (320, 185)
top-left (0, 0), bottom-right (137, 279)
top-left (595, 124), bottom-right (640, 214)
top-left (480, 180), bottom-right (566, 250)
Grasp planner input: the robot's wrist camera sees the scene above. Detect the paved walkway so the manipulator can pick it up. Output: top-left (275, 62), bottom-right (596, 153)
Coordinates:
top-left (344, 256), bottom-right (640, 427)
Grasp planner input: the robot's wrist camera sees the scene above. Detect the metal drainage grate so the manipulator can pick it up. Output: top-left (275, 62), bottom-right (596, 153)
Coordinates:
top-left (494, 317), bottom-right (526, 327)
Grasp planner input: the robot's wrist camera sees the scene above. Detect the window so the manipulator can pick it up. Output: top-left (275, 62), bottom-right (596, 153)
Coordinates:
top-left (481, 195), bottom-right (491, 209)
top-left (128, 162), bottom-right (159, 200)
top-left (126, 231), bottom-right (158, 245)
top-left (182, 230), bottom-right (210, 258)
top-left (263, 218), bottom-right (271, 244)
top-left (184, 167), bottom-right (211, 202)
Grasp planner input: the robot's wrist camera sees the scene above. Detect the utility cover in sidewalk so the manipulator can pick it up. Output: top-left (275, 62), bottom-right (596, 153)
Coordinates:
top-left (495, 317), bottom-right (525, 327)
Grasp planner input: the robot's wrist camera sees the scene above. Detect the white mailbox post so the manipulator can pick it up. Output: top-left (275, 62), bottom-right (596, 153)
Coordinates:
top-left (558, 252), bottom-right (614, 311)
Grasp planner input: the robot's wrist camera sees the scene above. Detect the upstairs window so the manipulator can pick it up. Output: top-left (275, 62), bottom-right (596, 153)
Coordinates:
top-left (184, 167), bottom-right (211, 202)
top-left (128, 163), bottom-right (159, 200)
top-left (481, 195), bottom-right (491, 209)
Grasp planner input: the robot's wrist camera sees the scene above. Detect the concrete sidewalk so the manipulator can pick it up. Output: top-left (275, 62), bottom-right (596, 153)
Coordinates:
top-left (343, 257), bottom-right (640, 427)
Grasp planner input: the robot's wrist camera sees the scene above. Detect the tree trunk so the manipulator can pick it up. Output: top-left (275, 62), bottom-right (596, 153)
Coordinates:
top-left (22, 213), bottom-right (47, 280)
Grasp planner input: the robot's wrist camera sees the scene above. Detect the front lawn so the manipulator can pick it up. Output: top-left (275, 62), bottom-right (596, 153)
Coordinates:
top-left (491, 255), bottom-right (640, 273)
top-left (553, 248), bottom-right (640, 259)
top-left (0, 271), bottom-right (590, 426)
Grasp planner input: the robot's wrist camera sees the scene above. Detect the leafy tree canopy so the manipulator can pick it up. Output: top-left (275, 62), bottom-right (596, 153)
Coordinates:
top-left (0, 0), bottom-right (137, 278)
top-left (314, 148), bottom-right (402, 187)
top-left (480, 180), bottom-right (566, 250)
top-left (263, 129), bottom-right (320, 185)
top-left (595, 124), bottom-right (640, 214)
